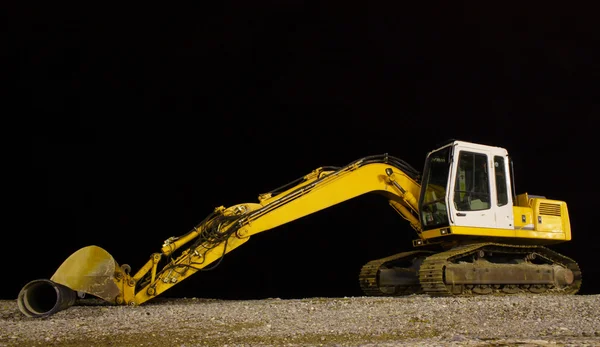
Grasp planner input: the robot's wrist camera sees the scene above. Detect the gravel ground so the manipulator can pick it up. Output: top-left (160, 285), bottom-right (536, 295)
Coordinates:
top-left (1, 294), bottom-right (599, 347)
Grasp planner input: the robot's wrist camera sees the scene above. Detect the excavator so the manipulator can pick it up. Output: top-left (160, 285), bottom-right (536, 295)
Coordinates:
top-left (17, 140), bottom-right (582, 318)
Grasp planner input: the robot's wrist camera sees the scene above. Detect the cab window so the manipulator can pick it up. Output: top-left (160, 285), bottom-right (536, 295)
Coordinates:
top-left (454, 151), bottom-right (490, 211)
top-left (494, 156), bottom-right (508, 206)
top-left (419, 146), bottom-right (451, 229)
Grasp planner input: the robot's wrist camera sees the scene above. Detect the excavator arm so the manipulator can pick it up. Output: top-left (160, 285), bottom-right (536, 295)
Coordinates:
top-left (132, 155), bottom-right (422, 304)
top-left (18, 154), bottom-right (423, 317)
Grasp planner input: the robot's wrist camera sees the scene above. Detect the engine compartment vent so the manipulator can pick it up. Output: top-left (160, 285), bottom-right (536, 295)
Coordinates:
top-left (539, 202), bottom-right (561, 217)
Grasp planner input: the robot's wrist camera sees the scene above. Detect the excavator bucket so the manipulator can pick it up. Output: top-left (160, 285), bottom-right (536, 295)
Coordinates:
top-left (18, 246), bottom-right (121, 318)
top-left (50, 245), bottom-right (121, 301)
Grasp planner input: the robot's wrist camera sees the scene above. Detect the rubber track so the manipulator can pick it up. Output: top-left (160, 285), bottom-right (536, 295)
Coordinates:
top-left (418, 242), bottom-right (582, 296)
top-left (359, 250), bottom-right (433, 296)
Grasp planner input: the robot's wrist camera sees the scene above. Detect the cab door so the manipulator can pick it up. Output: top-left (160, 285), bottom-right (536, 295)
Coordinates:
top-left (448, 143), bottom-right (513, 229)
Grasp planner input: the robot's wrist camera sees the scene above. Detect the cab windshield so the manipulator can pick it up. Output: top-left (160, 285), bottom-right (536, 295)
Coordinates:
top-left (419, 146), bottom-right (451, 230)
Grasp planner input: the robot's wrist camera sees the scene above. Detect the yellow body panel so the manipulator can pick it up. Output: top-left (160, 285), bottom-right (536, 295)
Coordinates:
top-left (514, 193), bottom-right (571, 240)
top-left (531, 199), bottom-right (571, 237)
top-left (513, 206), bottom-right (534, 230)
top-left (420, 225), bottom-right (569, 243)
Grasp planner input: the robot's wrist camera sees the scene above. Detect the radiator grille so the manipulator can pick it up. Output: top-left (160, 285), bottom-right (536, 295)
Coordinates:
top-left (539, 202), bottom-right (561, 217)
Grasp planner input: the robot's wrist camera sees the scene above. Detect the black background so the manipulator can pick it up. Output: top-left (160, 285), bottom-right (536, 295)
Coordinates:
top-left (5, 3), bottom-right (599, 301)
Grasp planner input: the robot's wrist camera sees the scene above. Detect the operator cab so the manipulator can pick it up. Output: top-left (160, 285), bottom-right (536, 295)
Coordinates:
top-left (418, 140), bottom-right (514, 231)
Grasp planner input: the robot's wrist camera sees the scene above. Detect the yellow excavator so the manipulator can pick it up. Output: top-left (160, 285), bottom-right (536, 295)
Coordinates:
top-left (17, 140), bottom-right (581, 318)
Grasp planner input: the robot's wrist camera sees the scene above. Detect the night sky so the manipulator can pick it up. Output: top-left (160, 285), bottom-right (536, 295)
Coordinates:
top-left (5, 3), bottom-right (599, 301)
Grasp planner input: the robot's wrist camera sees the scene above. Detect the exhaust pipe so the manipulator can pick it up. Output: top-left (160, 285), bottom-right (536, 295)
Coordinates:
top-left (17, 279), bottom-right (77, 318)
